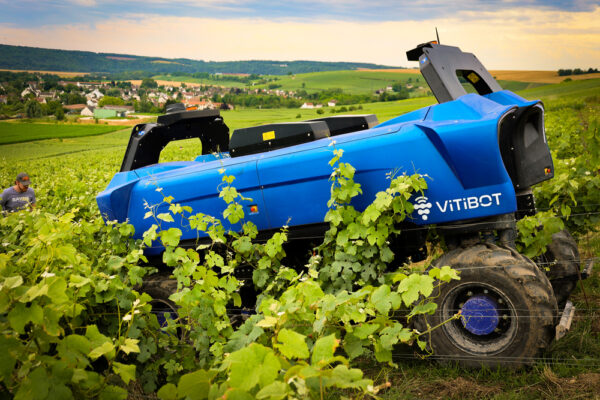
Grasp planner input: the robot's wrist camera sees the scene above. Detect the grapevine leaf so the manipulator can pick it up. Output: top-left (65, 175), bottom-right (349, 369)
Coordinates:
top-left (409, 302), bottom-right (437, 317)
top-left (98, 385), bottom-right (127, 400)
top-left (156, 383), bottom-right (177, 400)
top-left (57, 335), bottom-right (91, 367)
top-left (0, 336), bottom-right (19, 382)
top-left (253, 269), bottom-right (269, 288)
top-left (86, 325), bottom-right (115, 360)
top-left (89, 341), bottom-right (115, 360)
top-left (275, 329), bottom-right (309, 359)
top-left (343, 334), bottom-right (365, 360)
top-left (120, 338), bottom-right (140, 355)
top-left (256, 381), bottom-right (289, 400)
top-left (157, 213), bottom-right (174, 223)
top-left (160, 228), bottom-right (182, 247)
top-left (353, 323), bottom-right (379, 339)
top-left (311, 334), bottom-right (339, 366)
top-left (221, 390), bottom-right (254, 400)
top-left (7, 303), bottom-right (29, 334)
top-left (398, 274), bottom-right (434, 306)
top-left (29, 303), bottom-right (44, 325)
top-left (225, 344), bottom-right (280, 391)
top-left (47, 277), bottom-right (69, 304)
top-left (112, 362), bottom-right (136, 385)
top-left (371, 285), bottom-right (393, 314)
top-left (330, 365), bottom-right (370, 389)
top-left (438, 266), bottom-right (460, 282)
top-left (256, 316), bottom-right (278, 328)
top-left (22, 283), bottom-right (48, 302)
top-left (14, 367), bottom-right (49, 400)
top-left (177, 369), bottom-right (215, 399)
top-left (233, 236), bottom-right (252, 253)
top-left (43, 307), bottom-right (63, 336)
top-left (2, 276), bottom-right (23, 290)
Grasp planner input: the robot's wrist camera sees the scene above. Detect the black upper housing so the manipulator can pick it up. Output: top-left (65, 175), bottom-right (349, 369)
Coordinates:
top-left (120, 109), bottom-right (229, 172)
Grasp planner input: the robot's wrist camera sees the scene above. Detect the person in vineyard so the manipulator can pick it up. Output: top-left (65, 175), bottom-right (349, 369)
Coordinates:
top-left (1, 172), bottom-right (36, 213)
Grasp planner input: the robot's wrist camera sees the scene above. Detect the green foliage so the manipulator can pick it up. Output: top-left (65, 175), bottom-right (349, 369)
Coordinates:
top-left (531, 97), bottom-right (600, 236)
top-left (25, 99), bottom-right (42, 118)
top-left (131, 151), bottom-right (456, 398)
top-left (318, 148), bottom-right (428, 291)
top-left (140, 78), bottom-right (158, 89)
top-left (0, 208), bottom-right (156, 398)
top-left (516, 211), bottom-right (565, 258)
top-left (0, 122), bottom-right (123, 144)
top-left (98, 96), bottom-right (125, 106)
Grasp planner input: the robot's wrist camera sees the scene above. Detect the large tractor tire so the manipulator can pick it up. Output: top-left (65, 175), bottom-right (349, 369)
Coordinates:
top-left (140, 270), bottom-right (178, 302)
top-left (416, 243), bottom-right (557, 368)
top-left (537, 229), bottom-right (581, 306)
top-left (140, 271), bottom-right (179, 328)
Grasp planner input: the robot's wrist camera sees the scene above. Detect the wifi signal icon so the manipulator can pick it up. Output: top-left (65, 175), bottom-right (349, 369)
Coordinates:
top-left (414, 196), bottom-right (432, 221)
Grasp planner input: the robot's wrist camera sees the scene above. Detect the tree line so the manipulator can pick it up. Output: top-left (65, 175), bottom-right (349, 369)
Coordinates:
top-left (557, 68), bottom-right (599, 76)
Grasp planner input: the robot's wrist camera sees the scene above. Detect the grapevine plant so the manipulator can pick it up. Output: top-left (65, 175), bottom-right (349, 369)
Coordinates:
top-left (516, 97), bottom-right (600, 257)
top-left (0, 149), bottom-right (460, 399)
top-left (144, 149), bottom-right (460, 399)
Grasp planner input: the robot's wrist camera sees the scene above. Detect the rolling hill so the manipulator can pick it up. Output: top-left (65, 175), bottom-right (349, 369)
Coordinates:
top-left (0, 44), bottom-right (399, 75)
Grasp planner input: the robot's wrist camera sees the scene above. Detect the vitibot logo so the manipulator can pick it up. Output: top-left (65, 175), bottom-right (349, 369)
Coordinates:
top-left (414, 196), bottom-right (432, 221)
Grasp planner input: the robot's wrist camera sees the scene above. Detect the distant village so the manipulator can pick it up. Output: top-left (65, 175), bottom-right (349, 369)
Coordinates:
top-left (4, 78), bottom-right (237, 119)
top-left (0, 71), bottom-right (422, 120)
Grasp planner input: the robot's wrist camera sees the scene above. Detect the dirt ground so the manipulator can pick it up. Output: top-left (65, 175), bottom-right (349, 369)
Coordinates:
top-left (386, 371), bottom-right (600, 400)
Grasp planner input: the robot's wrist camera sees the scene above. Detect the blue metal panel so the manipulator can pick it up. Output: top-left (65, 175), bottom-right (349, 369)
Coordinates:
top-left (484, 90), bottom-right (538, 107)
top-left (97, 90), bottom-right (532, 256)
top-left (374, 107), bottom-right (430, 128)
top-left (125, 158), bottom-right (269, 255)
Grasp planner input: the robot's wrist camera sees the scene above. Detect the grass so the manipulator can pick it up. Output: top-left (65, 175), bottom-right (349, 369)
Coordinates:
top-left (155, 70), bottom-right (427, 94)
top-left (258, 70), bottom-right (425, 94)
top-left (518, 78), bottom-right (600, 101)
top-left (220, 96), bottom-right (436, 131)
top-left (0, 121), bottom-right (125, 145)
top-left (496, 80), bottom-right (545, 92)
top-left (0, 128), bottom-right (130, 162)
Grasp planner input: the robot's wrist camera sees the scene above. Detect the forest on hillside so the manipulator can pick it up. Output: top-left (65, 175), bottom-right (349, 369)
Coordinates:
top-left (0, 44), bottom-right (398, 75)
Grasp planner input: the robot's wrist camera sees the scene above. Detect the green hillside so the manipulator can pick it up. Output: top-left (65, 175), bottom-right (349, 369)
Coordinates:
top-left (0, 122), bottom-right (124, 145)
top-left (0, 44), bottom-right (398, 75)
top-left (518, 77), bottom-right (600, 100)
top-left (258, 70), bottom-right (424, 94)
top-left (155, 70), bottom-right (552, 99)
top-left (157, 70), bottom-right (426, 95)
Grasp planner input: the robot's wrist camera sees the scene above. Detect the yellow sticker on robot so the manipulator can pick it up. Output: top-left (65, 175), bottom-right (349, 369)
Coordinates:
top-left (263, 131), bottom-right (275, 141)
top-left (467, 72), bottom-right (480, 83)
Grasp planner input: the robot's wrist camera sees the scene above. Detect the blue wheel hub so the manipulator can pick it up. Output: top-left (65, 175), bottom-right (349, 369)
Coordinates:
top-left (460, 295), bottom-right (499, 335)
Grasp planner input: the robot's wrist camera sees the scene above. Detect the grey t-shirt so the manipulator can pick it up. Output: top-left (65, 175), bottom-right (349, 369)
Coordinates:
top-left (1, 187), bottom-right (36, 212)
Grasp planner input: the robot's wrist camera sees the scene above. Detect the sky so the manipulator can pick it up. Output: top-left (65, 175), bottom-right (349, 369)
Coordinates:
top-left (0, 0), bottom-right (599, 70)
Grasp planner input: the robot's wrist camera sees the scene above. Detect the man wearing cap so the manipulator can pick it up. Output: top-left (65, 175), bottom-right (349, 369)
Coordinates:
top-left (1, 173), bottom-right (36, 213)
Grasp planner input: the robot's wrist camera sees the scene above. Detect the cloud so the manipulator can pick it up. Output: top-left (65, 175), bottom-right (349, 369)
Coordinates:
top-left (68, 0), bottom-right (97, 6)
top-left (3, 0), bottom-right (600, 27)
top-left (0, 6), bottom-right (599, 69)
